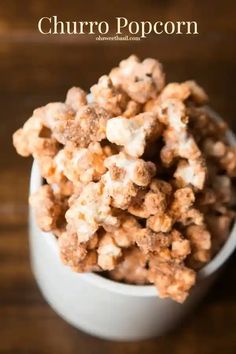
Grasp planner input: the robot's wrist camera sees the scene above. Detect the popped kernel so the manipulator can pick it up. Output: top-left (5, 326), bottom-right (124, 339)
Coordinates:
top-left (65, 86), bottom-right (87, 112)
top-left (36, 102), bottom-right (75, 132)
top-left (111, 213), bottom-right (139, 248)
top-left (72, 251), bottom-right (99, 273)
top-left (135, 228), bottom-right (171, 254)
top-left (102, 152), bottom-right (156, 209)
top-left (206, 214), bottom-right (234, 253)
top-left (123, 100), bottom-right (142, 118)
top-left (29, 185), bottom-right (67, 232)
top-left (56, 142), bottom-right (108, 185)
top-left (147, 213), bottom-right (173, 233)
top-left (106, 112), bottom-right (162, 157)
top-left (170, 187), bottom-right (195, 219)
top-left (170, 229), bottom-right (191, 261)
top-left (174, 158), bottom-right (206, 190)
top-left (13, 115), bottom-right (59, 158)
top-left (59, 231), bottom-right (87, 267)
top-left (91, 75), bottom-right (128, 116)
top-left (109, 247), bottom-right (150, 285)
top-left (128, 184), bottom-right (167, 218)
top-left (145, 80), bottom-right (208, 111)
top-left (109, 55), bottom-right (165, 103)
top-left (219, 146), bottom-right (236, 176)
top-left (97, 233), bottom-right (122, 271)
top-left (53, 103), bottom-right (110, 147)
top-left (148, 256), bottom-right (196, 303)
top-left (65, 181), bottom-right (119, 242)
top-left (162, 80), bottom-right (208, 104)
top-left (129, 179), bottom-right (171, 219)
top-left (186, 225), bottom-right (211, 267)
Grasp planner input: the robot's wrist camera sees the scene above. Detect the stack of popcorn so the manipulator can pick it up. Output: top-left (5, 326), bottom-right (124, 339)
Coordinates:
top-left (13, 56), bottom-right (236, 303)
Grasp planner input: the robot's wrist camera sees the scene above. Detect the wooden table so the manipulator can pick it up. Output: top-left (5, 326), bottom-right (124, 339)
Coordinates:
top-left (0, 1), bottom-right (236, 353)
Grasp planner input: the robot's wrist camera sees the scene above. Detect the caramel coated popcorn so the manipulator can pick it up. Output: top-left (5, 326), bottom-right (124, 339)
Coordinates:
top-left (13, 55), bottom-right (235, 303)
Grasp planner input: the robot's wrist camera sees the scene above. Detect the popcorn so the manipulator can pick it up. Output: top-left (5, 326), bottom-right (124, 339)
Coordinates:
top-left (158, 99), bottom-right (202, 162)
top-left (29, 185), bottom-right (67, 233)
top-left (187, 106), bottom-right (227, 141)
top-left (55, 142), bottom-right (108, 185)
top-left (148, 257), bottom-right (196, 303)
top-left (123, 100), bottom-right (142, 118)
top-left (109, 55), bottom-right (165, 103)
top-left (186, 225), bottom-right (211, 267)
top-left (128, 179), bottom-right (170, 218)
top-left (106, 112), bottom-right (163, 157)
top-left (155, 98), bottom-right (207, 189)
top-left (135, 228), bottom-right (171, 254)
top-left (174, 158), bottom-right (206, 190)
top-left (206, 214), bottom-right (234, 253)
top-left (36, 102), bottom-right (75, 132)
top-left (52, 103), bottom-right (110, 147)
top-left (97, 233), bottom-right (122, 270)
top-left (102, 152), bottom-right (156, 209)
top-left (160, 80), bottom-right (208, 105)
top-left (130, 179), bottom-right (172, 219)
top-left (91, 75), bottom-right (128, 116)
top-left (202, 138), bottom-right (226, 158)
top-left (170, 187), bottom-right (195, 219)
top-left (91, 75), bottom-right (142, 117)
top-left (178, 208), bottom-right (204, 226)
top-left (212, 175), bottom-right (232, 204)
top-left (13, 55), bottom-right (235, 303)
top-left (66, 181), bottom-right (119, 242)
top-left (65, 87), bottom-right (87, 111)
top-left (202, 138), bottom-right (236, 177)
top-left (109, 247), bottom-right (150, 285)
top-left (13, 115), bottom-right (59, 158)
top-left (37, 153), bottom-right (66, 185)
top-left (145, 80), bottom-right (208, 111)
top-left (219, 146), bottom-right (236, 177)
top-left (111, 213), bottom-right (139, 248)
top-left (71, 251), bottom-right (99, 273)
top-left (171, 229), bottom-right (191, 261)
top-left (170, 187), bottom-right (203, 225)
top-left (147, 214), bottom-right (173, 233)
top-left (59, 231), bottom-right (87, 267)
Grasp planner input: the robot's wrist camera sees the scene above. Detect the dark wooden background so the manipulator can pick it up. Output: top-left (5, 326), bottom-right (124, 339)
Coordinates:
top-left (0, 1), bottom-right (236, 353)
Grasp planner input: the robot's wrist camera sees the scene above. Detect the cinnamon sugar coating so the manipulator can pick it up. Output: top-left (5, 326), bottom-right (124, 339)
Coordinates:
top-left (13, 115), bottom-right (59, 158)
top-left (52, 103), bottom-right (110, 147)
top-left (106, 112), bottom-right (163, 157)
top-left (55, 142), bottom-right (109, 185)
top-left (148, 257), bottom-right (196, 303)
top-left (102, 152), bottom-right (156, 209)
top-left (13, 55), bottom-right (235, 303)
top-left (109, 247), bottom-right (150, 285)
top-left (91, 75), bottom-right (128, 116)
top-left (65, 181), bottom-right (119, 242)
top-left (97, 233), bottom-right (122, 271)
top-left (110, 55), bottom-right (165, 103)
top-left (128, 179), bottom-right (171, 218)
top-left (29, 185), bottom-right (67, 233)
top-left (65, 86), bottom-right (87, 111)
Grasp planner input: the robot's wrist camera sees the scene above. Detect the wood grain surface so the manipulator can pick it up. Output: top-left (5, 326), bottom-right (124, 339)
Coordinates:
top-left (0, 1), bottom-right (235, 353)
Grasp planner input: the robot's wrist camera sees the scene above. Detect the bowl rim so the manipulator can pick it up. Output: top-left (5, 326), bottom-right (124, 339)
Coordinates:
top-left (29, 106), bottom-right (236, 298)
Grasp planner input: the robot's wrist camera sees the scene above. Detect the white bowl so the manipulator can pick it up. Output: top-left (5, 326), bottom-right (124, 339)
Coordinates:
top-left (29, 108), bottom-right (236, 341)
